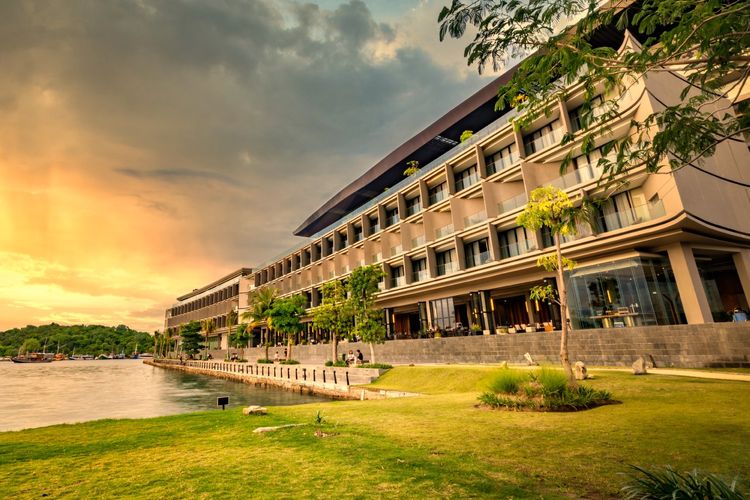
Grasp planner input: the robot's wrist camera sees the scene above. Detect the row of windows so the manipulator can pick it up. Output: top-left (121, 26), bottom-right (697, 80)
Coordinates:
top-left (255, 94), bottom-right (611, 287)
top-left (171, 283), bottom-right (239, 316)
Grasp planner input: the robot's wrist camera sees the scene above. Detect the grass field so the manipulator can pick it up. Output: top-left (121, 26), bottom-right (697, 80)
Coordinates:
top-left (1, 366), bottom-right (748, 498)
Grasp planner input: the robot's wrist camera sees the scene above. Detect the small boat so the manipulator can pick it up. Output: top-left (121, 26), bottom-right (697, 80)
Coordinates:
top-left (11, 353), bottom-right (53, 363)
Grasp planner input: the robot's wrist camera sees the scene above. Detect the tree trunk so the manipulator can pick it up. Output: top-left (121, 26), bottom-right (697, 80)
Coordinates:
top-left (332, 334), bottom-right (338, 363)
top-left (287, 336), bottom-right (293, 361)
top-left (555, 234), bottom-right (576, 387)
top-left (264, 329), bottom-right (270, 361)
top-left (369, 342), bottom-right (375, 364)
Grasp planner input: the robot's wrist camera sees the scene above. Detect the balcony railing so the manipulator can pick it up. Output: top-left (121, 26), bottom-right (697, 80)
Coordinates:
top-left (463, 211), bottom-right (487, 228)
top-left (406, 202), bottom-right (422, 217)
top-left (454, 172), bottom-right (480, 192)
top-left (369, 223), bottom-right (380, 234)
top-left (428, 189), bottom-right (447, 205)
top-left (466, 251), bottom-right (492, 268)
top-left (500, 240), bottom-right (536, 259)
top-left (435, 224), bottom-right (454, 239)
top-left (524, 127), bottom-right (563, 156)
top-left (437, 262), bottom-right (459, 276)
top-left (390, 244), bottom-right (403, 256)
top-left (385, 214), bottom-right (400, 227)
top-left (411, 235), bottom-right (426, 248)
top-left (486, 153), bottom-right (519, 175)
top-left (391, 276), bottom-right (406, 288)
top-left (412, 270), bottom-right (430, 283)
top-left (549, 164), bottom-right (604, 190)
top-left (596, 199), bottom-right (666, 233)
top-left (371, 252), bottom-right (383, 263)
top-left (498, 193), bottom-right (528, 214)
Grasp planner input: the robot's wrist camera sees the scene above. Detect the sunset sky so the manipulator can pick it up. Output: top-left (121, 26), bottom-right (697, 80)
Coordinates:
top-left (0, 0), bottom-right (498, 333)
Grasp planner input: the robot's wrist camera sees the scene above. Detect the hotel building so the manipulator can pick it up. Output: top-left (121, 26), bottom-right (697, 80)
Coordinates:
top-left (165, 30), bottom-right (750, 347)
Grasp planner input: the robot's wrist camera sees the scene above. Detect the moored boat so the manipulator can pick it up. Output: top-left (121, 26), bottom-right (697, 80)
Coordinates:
top-left (11, 353), bottom-right (53, 363)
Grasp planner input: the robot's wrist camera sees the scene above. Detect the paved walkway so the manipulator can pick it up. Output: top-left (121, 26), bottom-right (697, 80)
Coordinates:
top-left (595, 367), bottom-right (750, 382)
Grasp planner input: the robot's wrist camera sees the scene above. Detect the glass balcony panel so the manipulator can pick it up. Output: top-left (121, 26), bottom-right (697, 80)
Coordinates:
top-left (411, 235), bottom-right (426, 248)
top-left (548, 164), bottom-right (604, 190)
top-left (385, 215), bottom-right (400, 227)
top-left (498, 193), bottom-right (528, 214)
top-left (597, 199), bottom-right (666, 233)
top-left (412, 270), bottom-right (430, 282)
top-left (466, 251), bottom-right (491, 268)
top-left (434, 224), bottom-right (454, 239)
top-left (455, 172), bottom-right (480, 192)
top-left (500, 240), bottom-right (536, 259)
top-left (406, 202), bottom-right (422, 216)
top-left (390, 244), bottom-right (403, 255)
top-left (524, 127), bottom-right (563, 156)
top-left (437, 262), bottom-right (459, 276)
top-left (391, 276), bottom-right (406, 288)
top-left (428, 189), bottom-right (447, 205)
top-left (370, 223), bottom-right (380, 234)
top-left (463, 211), bottom-right (487, 228)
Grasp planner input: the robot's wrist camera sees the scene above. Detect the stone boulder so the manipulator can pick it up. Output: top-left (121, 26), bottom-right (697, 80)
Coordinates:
top-left (574, 361), bottom-right (588, 380)
top-left (243, 405), bottom-right (268, 416)
top-left (632, 357), bottom-right (648, 375)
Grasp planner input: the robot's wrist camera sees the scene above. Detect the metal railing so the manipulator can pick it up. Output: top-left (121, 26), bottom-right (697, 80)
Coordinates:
top-left (437, 262), bottom-right (459, 276)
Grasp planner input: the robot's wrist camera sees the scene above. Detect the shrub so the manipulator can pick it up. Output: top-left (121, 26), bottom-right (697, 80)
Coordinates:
top-left (257, 358), bottom-right (273, 364)
top-left (279, 359), bottom-right (300, 365)
top-left (480, 367), bottom-right (613, 412)
top-left (533, 366), bottom-right (568, 397)
top-left (357, 363), bottom-right (393, 369)
top-left (324, 360), bottom-right (333, 367)
top-left (621, 465), bottom-right (744, 500)
top-left (237, 359), bottom-right (248, 363)
top-left (488, 369), bottom-right (529, 395)
top-left (332, 360), bottom-right (347, 367)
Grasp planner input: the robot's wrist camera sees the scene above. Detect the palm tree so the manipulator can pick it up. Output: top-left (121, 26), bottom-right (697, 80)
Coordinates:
top-left (201, 318), bottom-right (216, 360)
top-left (153, 330), bottom-right (161, 358)
top-left (241, 287), bottom-right (277, 361)
top-left (226, 309), bottom-right (238, 356)
top-left (164, 328), bottom-right (173, 358)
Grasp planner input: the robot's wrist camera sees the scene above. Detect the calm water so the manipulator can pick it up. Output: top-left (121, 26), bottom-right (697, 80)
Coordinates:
top-left (0, 359), bottom-right (328, 432)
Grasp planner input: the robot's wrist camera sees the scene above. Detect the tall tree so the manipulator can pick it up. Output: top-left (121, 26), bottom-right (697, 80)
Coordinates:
top-left (349, 265), bottom-right (386, 363)
top-left (312, 280), bottom-right (354, 363)
top-left (179, 321), bottom-right (204, 358)
top-left (231, 323), bottom-right (251, 361)
top-left (269, 294), bottom-right (307, 361)
top-left (200, 318), bottom-right (215, 360)
top-left (225, 309), bottom-right (237, 355)
top-left (241, 287), bottom-right (278, 361)
top-left (439, 0), bottom-right (750, 181)
top-left (516, 186), bottom-right (590, 385)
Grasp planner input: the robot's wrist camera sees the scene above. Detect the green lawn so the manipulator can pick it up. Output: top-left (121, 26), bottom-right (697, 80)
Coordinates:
top-left (1, 367), bottom-right (748, 499)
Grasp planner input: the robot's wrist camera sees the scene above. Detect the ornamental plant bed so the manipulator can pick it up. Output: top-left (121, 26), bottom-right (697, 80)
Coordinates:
top-left (478, 367), bottom-right (617, 412)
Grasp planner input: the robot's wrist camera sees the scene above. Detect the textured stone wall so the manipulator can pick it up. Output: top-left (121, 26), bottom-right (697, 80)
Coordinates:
top-left (212, 323), bottom-right (750, 368)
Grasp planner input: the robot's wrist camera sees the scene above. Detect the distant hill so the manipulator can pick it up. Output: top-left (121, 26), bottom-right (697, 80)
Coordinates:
top-left (0, 324), bottom-right (153, 357)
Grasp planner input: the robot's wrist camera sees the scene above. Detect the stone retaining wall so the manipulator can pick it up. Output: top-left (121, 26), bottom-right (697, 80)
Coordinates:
top-left (145, 359), bottom-right (393, 400)
top-left (208, 323), bottom-right (750, 368)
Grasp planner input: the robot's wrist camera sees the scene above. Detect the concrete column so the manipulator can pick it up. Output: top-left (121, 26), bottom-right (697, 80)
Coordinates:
top-left (445, 164), bottom-right (456, 195)
top-left (666, 243), bottom-right (714, 324)
top-left (732, 249), bottom-right (750, 307)
top-left (558, 97), bottom-right (573, 134)
top-left (475, 144), bottom-right (488, 178)
top-left (418, 179), bottom-right (430, 210)
top-left (426, 246), bottom-right (438, 278)
top-left (454, 235), bottom-right (466, 271)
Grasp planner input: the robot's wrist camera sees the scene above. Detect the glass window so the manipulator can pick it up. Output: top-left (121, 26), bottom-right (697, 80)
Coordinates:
top-left (406, 195), bottom-right (421, 216)
top-left (436, 249), bottom-right (456, 276)
top-left (390, 265), bottom-right (405, 288)
top-left (454, 165), bottom-right (479, 192)
top-left (499, 227), bottom-right (533, 258)
top-left (353, 225), bottom-right (363, 242)
top-left (430, 297), bottom-right (456, 331)
top-left (412, 258), bottom-right (428, 282)
top-left (465, 238), bottom-right (491, 268)
top-left (485, 144), bottom-right (518, 175)
top-left (569, 95), bottom-right (604, 132)
top-left (523, 120), bottom-right (560, 155)
top-left (368, 215), bottom-right (380, 235)
top-left (428, 182), bottom-right (447, 205)
top-left (385, 207), bottom-right (399, 227)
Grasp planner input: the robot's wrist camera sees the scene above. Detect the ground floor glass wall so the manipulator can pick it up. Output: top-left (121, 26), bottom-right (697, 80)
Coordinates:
top-left (567, 257), bottom-right (685, 329)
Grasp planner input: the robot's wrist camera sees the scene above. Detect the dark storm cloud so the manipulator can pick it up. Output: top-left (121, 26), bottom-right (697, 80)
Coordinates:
top-left (0, 0), bottom-right (492, 268)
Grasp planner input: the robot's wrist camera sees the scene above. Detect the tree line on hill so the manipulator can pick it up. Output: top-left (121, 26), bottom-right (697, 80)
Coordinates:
top-left (0, 324), bottom-right (153, 357)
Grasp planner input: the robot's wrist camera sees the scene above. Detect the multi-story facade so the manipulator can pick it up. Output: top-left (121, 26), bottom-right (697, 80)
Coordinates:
top-left (165, 30), bottom-right (750, 348)
top-left (164, 268), bottom-right (254, 349)
top-left (241, 31), bottom-right (750, 341)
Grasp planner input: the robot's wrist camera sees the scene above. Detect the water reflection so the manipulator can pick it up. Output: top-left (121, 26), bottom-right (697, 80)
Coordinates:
top-left (0, 360), bottom-right (327, 431)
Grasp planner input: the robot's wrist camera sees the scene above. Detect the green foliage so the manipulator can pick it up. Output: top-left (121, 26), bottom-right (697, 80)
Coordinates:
top-left (357, 363), bottom-right (393, 369)
top-left (516, 186), bottom-right (578, 236)
top-left (230, 323), bottom-right (250, 350)
top-left (312, 281), bottom-right (354, 342)
top-left (324, 360), bottom-right (334, 367)
top-left (403, 160), bottom-right (420, 177)
top-left (349, 265), bottom-right (386, 345)
top-left (460, 130), bottom-right (474, 142)
top-left (621, 465), bottom-right (744, 500)
top-left (0, 324), bottom-right (152, 357)
top-left (536, 253), bottom-right (575, 272)
top-left (529, 283), bottom-right (558, 305)
top-left (179, 321), bottom-right (204, 357)
top-left (278, 359), bottom-right (300, 365)
top-left (480, 367), bottom-right (612, 411)
top-left (331, 360), bottom-right (348, 367)
top-left (488, 369), bottom-right (529, 395)
top-left (256, 358), bottom-right (274, 364)
top-left (269, 294), bottom-right (307, 340)
top-left (438, 0), bottom-right (750, 180)
top-left (20, 338), bottom-right (41, 355)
